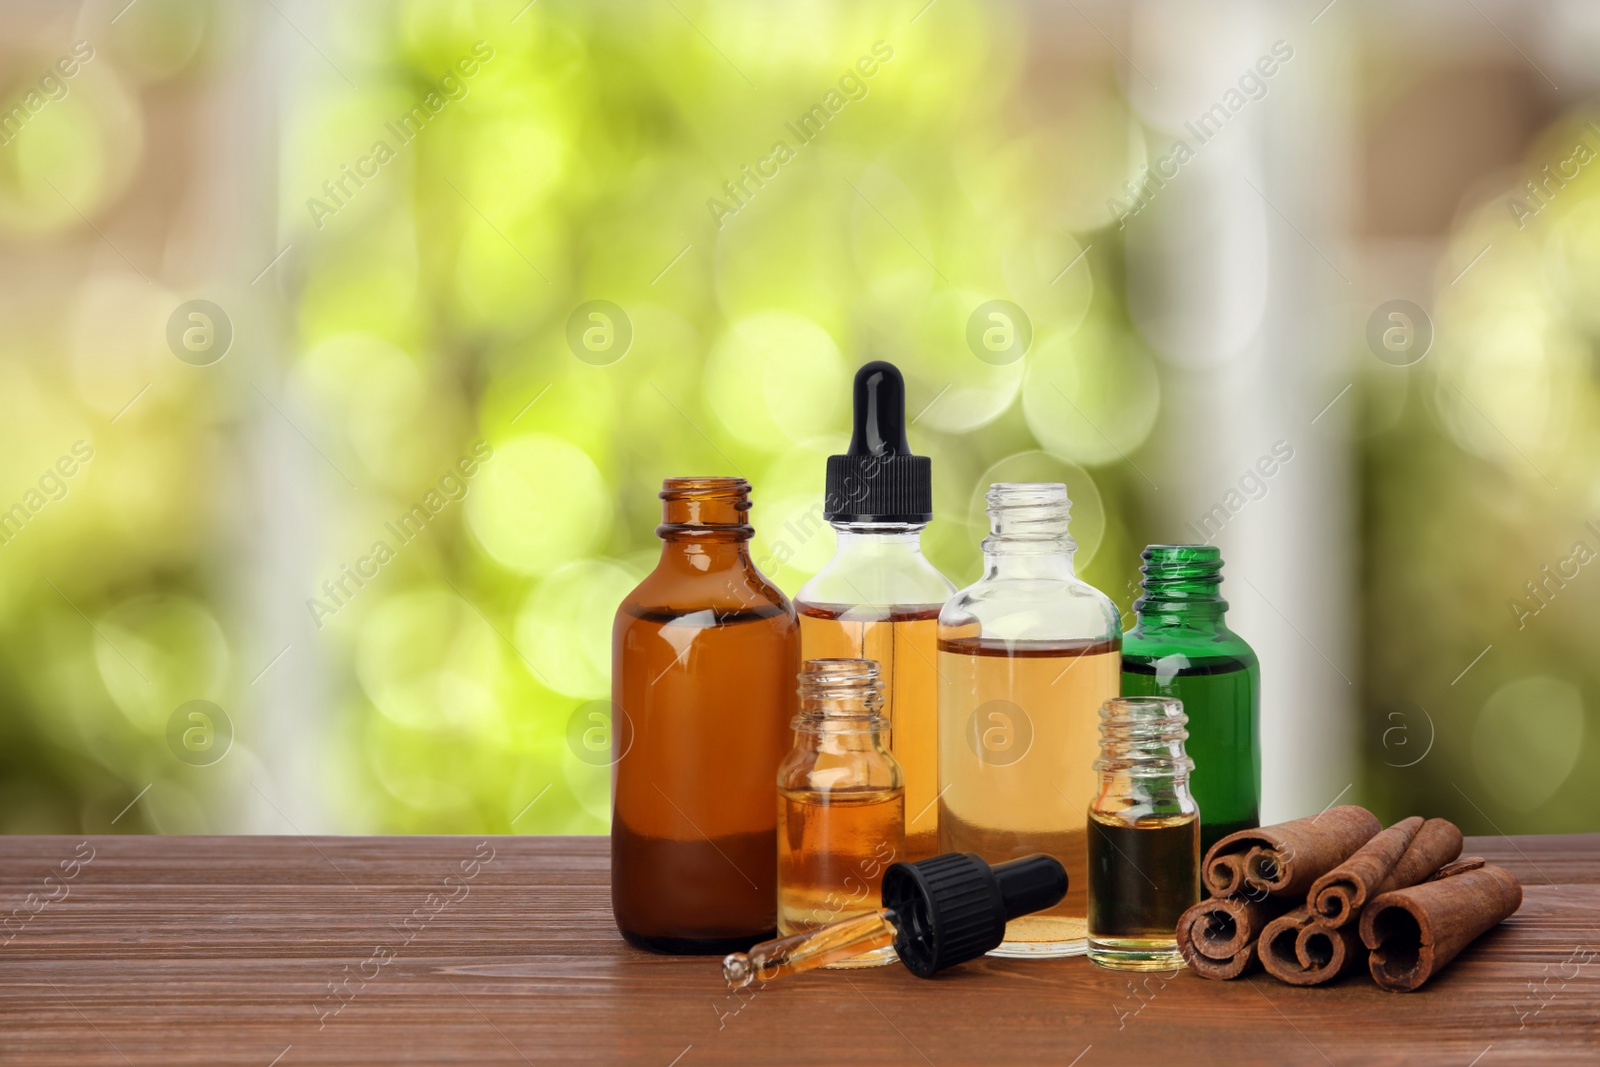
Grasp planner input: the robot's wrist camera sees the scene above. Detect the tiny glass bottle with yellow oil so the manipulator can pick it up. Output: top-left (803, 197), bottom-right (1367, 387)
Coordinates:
top-left (777, 658), bottom-right (906, 967)
top-left (1087, 696), bottom-right (1200, 971)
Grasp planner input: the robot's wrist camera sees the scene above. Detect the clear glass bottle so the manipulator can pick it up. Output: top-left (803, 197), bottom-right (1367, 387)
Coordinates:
top-left (611, 477), bottom-right (799, 954)
top-left (1087, 696), bottom-right (1200, 971)
top-left (797, 361), bottom-right (954, 862)
top-left (1120, 544), bottom-right (1260, 855)
top-left (937, 482), bottom-right (1122, 957)
top-left (776, 658), bottom-right (905, 968)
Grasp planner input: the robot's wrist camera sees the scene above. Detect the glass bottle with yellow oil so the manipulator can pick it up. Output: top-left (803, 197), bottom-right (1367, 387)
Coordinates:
top-left (796, 362), bottom-right (954, 861)
top-left (937, 482), bottom-right (1121, 957)
top-left (776, 658), bottom-right (905, 967)
top-left (1087, 696), bottom-right (1200, 970)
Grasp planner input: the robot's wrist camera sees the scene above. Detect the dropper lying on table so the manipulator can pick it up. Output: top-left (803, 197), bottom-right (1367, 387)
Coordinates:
top-left (724, 852), bottom-right (1067, 987)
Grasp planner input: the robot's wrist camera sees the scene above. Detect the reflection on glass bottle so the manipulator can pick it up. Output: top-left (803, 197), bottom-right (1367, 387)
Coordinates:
top-left (937, 482), bottom-right (1121, 957)
top-left (611, 477), bottom-right (799, 954)
top-left (1087, 696), bottom-right (1200, 971)
top-left (777, 658), bottom-right (905, 968)
top-left (797, 361), bottom-right (953, 861)
top-left (1120, 544), bottom-right (1260, 854)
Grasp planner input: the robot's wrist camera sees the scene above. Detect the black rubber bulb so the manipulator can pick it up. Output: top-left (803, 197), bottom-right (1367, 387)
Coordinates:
top-left (848, 360), bottom-right (910, 459)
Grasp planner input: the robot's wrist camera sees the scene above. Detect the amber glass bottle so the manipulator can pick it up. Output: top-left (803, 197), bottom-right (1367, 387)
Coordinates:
top-left (611, 477), bottom-right (799, 954)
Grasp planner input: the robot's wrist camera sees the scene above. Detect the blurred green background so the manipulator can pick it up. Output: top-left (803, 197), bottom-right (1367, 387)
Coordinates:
top-left (0, 0), bottom-right (1596, 837)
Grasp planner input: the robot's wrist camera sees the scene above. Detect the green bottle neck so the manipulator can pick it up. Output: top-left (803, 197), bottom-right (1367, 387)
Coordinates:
top-left (1133, 544), bottom-right (1228, 634)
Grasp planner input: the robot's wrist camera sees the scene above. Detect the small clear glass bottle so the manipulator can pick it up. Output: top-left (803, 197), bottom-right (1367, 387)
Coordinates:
top-left (937, 482), bottom-right (1122, 957)
top-left (776, 658), bottom-right (905, 968)
top-left (797, 361), bottom-right (954, 862)
top-left (1087, 696), bottom-right (1200, 971)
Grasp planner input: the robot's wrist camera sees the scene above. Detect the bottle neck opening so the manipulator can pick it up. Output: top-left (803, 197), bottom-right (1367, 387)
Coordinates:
top-left (657, 477), bottom-right (754, 543)
top-left (1135, 543), bottom-right (1227, 627)
top-left (795, 658), bottom-right (886, 732)
top-left (1094, 696), bottom-right (1194, 778)
top-left (981, 482), bottom-right (1077, 560)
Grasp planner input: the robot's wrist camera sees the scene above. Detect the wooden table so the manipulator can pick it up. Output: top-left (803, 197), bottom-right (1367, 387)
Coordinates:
top-left (2, 834), bottom-right (1596, 1065)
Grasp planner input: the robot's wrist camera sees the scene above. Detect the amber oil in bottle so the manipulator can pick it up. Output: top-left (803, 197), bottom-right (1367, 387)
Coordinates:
top-left (938, 483), bottom-right (1122, 957)
top-left (797, 603), bottom-right (942, 859)
top-left (611, 477), bottom-right (799, 954)
top-left (777, 658), bottom-right (905, 967)
top-left (797, 362), bottom-right (952, 861)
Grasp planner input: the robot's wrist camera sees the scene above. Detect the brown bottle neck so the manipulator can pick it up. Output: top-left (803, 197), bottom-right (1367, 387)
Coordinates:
top-left (657, 477), bottom-right (754, 543)
top-left (656, 496), bottom-right (754, 564)
top-left (652, 476), bottom-right (767, 586)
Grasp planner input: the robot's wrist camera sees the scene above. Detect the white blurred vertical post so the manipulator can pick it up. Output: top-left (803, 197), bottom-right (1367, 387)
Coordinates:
top-left (156, 0), bottom-right (328, 833)
top-left (1125, 0), bottom-right (1357, 820)
top-left (236, 0), bottom-right (337, 834)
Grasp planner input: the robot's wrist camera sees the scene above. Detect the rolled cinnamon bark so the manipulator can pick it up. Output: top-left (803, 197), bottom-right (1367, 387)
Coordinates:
top-left (1202, 806), bottom-right (1383, 899)
top-left (1193, 940), bottom-right (1260, 980)
top-left (1175, 895), bottom-right (1296, 980)
top-left (1308, 816), bottom-right (1424, 927)
top-left (1375, 818), bottom-right (1464, 894)
top-left (1204, 853), bottom-right (1250, 898)
top-left (1287, 920), bottom-right (1367, 985)
top-left (1359, 864), bottom-right (1523, 992)
top-left (1257, 908), bottom-right (1315, 982)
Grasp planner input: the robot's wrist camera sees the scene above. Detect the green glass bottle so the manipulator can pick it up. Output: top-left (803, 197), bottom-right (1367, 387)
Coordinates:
top-left (1120, 545), bottom-right (1259, 855)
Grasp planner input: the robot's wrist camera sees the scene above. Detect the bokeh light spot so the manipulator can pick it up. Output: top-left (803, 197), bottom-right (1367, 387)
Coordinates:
top-left (357, 587), bottom-right (505, 734)
top-left (1022, 321), bottom-right (1160, 468)
top-left (465, 434), bottom-right (612, 575)
top-left (1472, 675), bottom-right (1584, 813)
top-left (96, 595), bottom-right (231, 733)
top-left (516, 558), bottom-right (640, 697)
top-left (705, 312), bottom-right (848, 449)
top-left (905, 288), bottom-right (1025, 433)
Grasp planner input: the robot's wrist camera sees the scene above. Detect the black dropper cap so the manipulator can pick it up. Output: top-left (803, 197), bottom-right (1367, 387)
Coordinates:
top-left (880, 853), bottom-right (1068, 978)
top-left (824, 361), bottom-right (934, 524)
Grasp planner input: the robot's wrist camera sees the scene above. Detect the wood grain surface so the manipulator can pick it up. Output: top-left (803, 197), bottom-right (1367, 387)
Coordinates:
top-left (2, 833), bottom-right (1597, 1065)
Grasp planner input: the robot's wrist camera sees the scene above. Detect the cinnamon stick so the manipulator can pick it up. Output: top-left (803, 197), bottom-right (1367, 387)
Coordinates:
top-left (1375, 818), bottom-right (1464, 894)
top-left (1195, 939), bottom-right (1261, 980)
top-left (1293, 920), bottom-right (1366, 984)
top-left (1175, 895), bottom-right (1296, 980)
top-left (1202, 806), bottom-right (1382, 899)
top-left (1358, 864), bottom-right (1523, 992)
top-left (1309, 816), bottom-right (1425, 928)
top-left (1204, 853), bottom-right (1250, 898)
top-left (1257, 908), bottom-right (1315, 982)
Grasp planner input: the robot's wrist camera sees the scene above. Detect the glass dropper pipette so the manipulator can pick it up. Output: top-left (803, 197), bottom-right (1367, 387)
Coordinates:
top-left (724, 910), bottom-right (900, 988)
top-left (723, 852), bottom-right (1067, 987)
